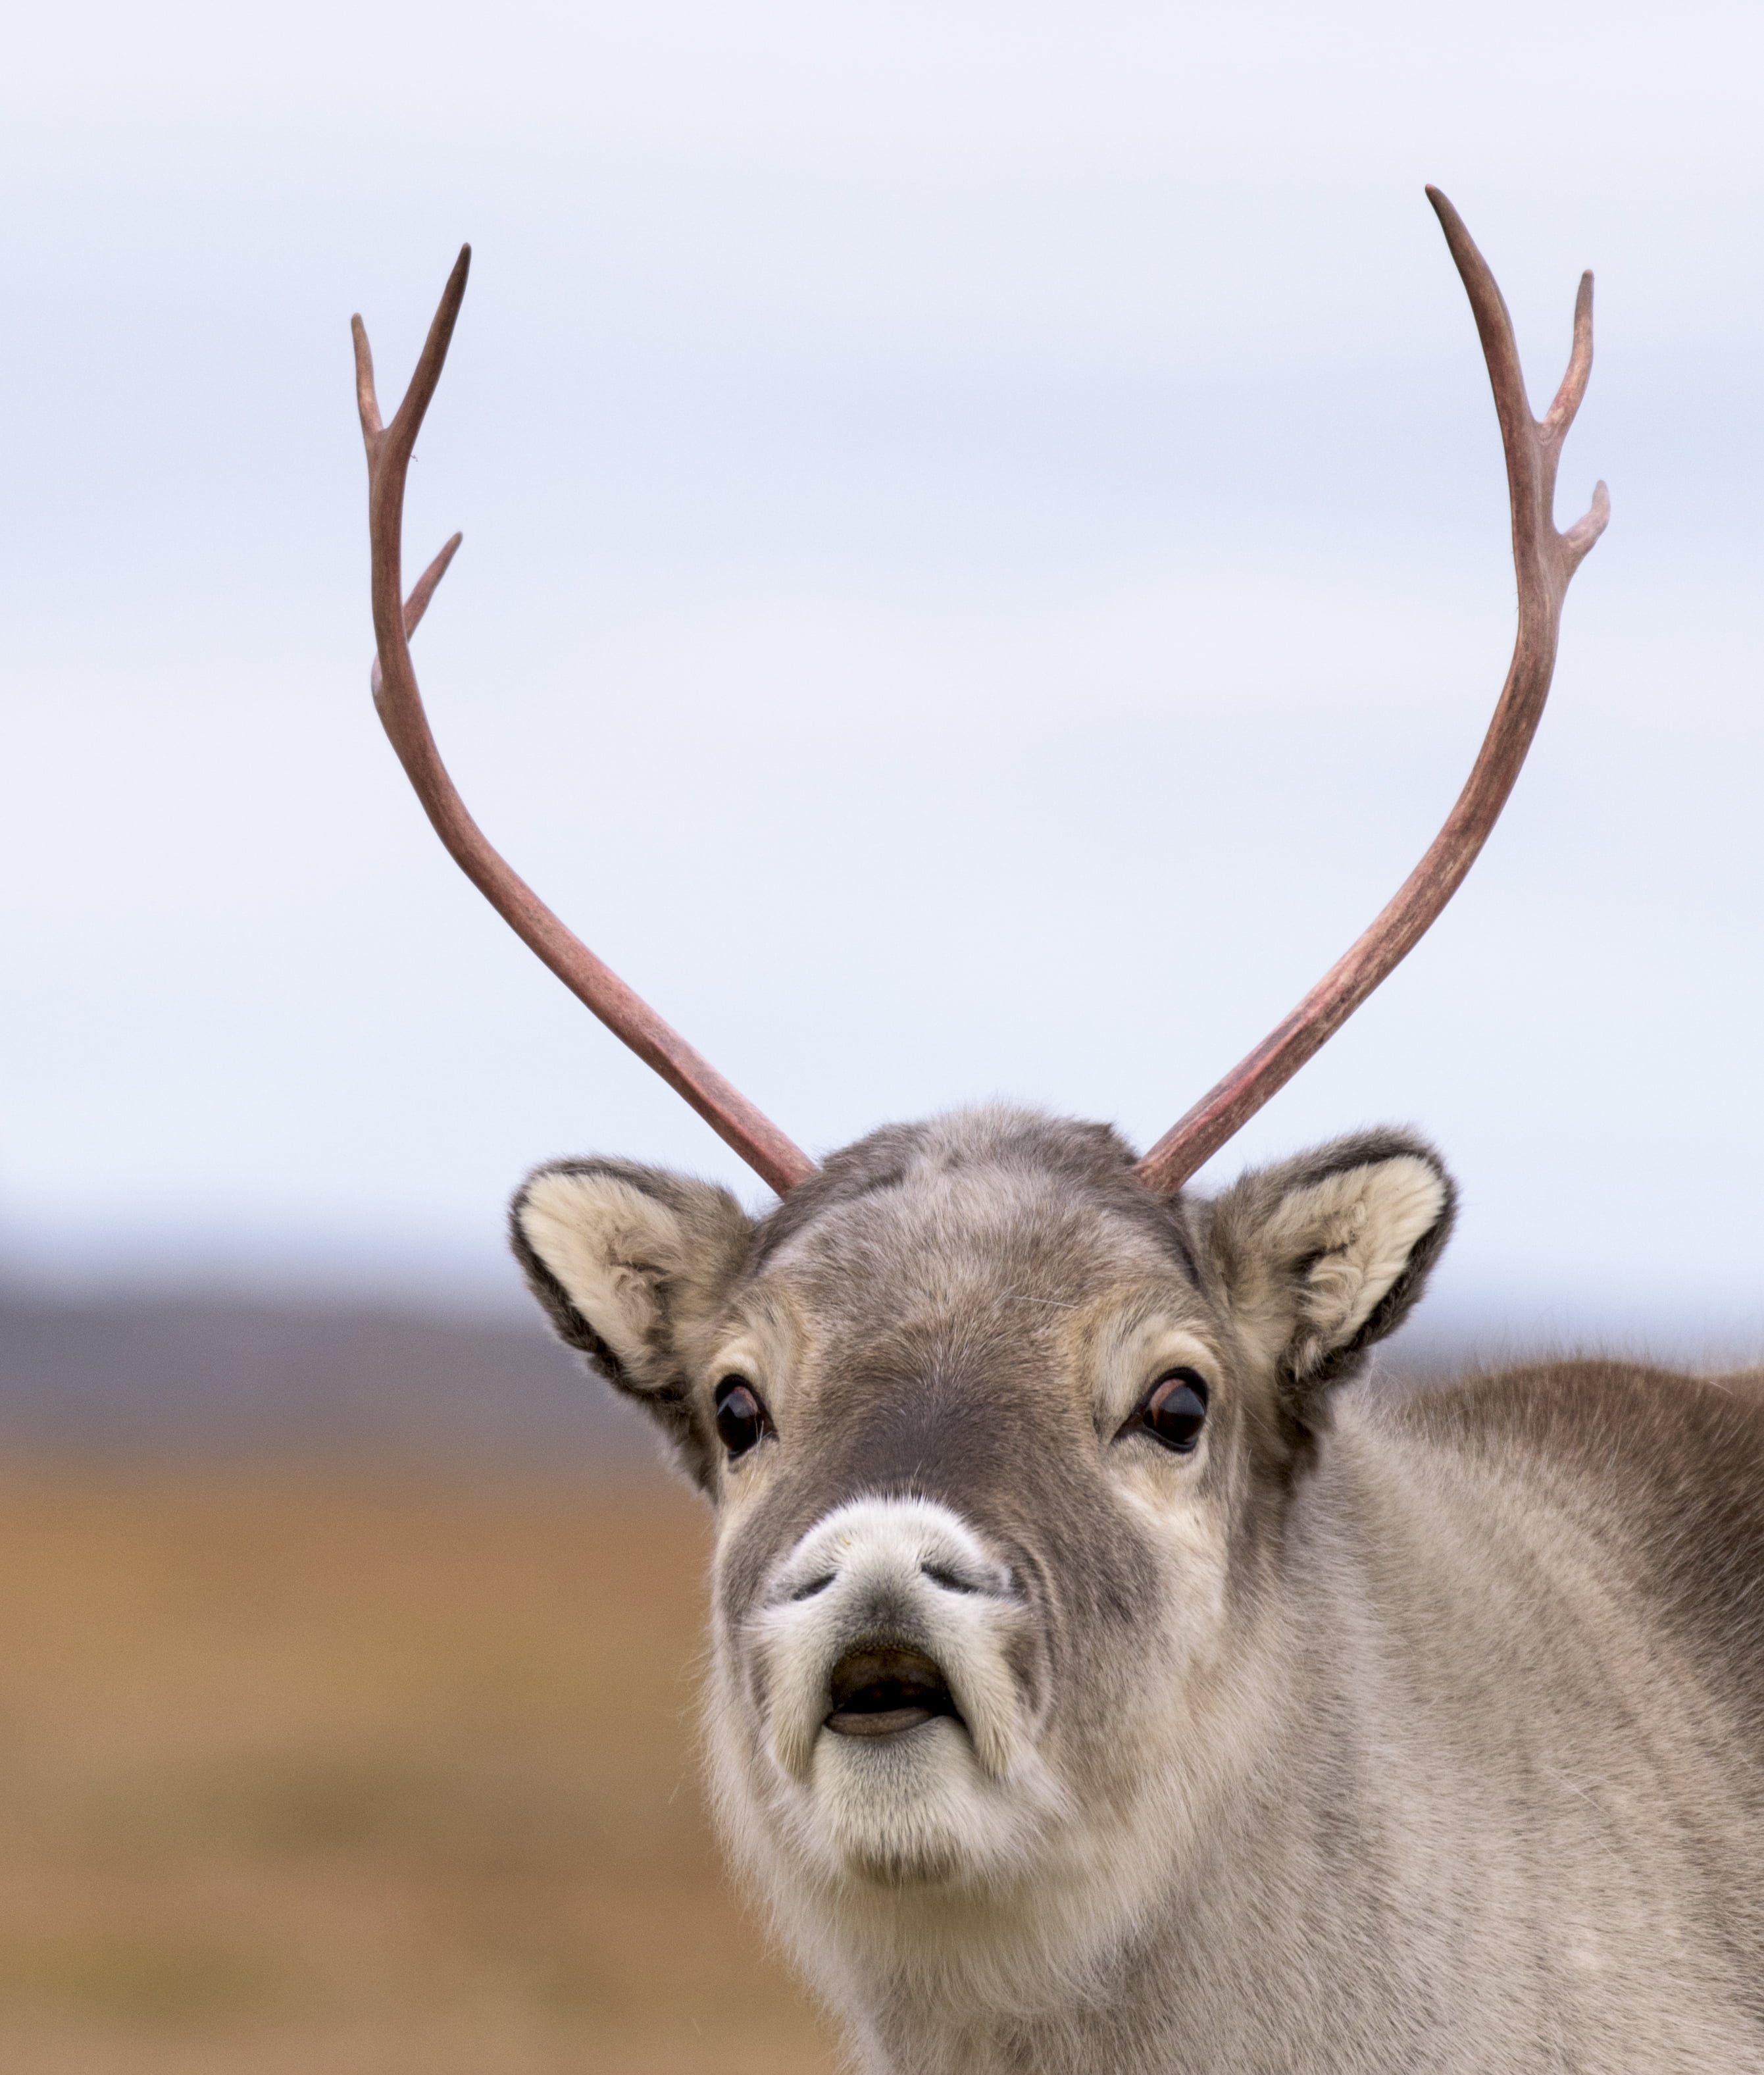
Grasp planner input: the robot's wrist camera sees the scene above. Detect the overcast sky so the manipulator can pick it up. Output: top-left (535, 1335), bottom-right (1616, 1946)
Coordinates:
top-left (1, 1), bottom-right (1760, 1350)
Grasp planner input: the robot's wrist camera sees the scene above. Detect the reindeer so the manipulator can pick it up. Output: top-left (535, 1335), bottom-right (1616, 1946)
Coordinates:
top-left (352, 191), bottom-right (1764, 2072)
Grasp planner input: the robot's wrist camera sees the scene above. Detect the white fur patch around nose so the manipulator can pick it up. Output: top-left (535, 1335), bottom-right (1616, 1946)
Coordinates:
top-left (756, 1497), bottom-right (1030, 1784)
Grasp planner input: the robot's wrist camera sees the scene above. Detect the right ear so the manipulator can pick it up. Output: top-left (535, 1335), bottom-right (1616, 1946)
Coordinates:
top-left (509, 1158), bottom-right (755, 1483)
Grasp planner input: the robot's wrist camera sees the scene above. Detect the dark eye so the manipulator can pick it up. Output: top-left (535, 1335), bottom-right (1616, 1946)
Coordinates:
top-left (1139, 1369), bottom-right (1210, 1454)
top-left (714, 1376), bottom-right (770, 1460)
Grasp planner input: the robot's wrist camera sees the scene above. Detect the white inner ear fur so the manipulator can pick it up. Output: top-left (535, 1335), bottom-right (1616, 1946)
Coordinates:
top-left (1252, 1155), bottom-right (1446, 1373)
top-left (516, 1171), bottom-right (693, 1384)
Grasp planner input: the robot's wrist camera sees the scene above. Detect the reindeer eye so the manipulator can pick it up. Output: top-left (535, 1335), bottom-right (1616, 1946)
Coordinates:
top-left (714, 1377), bottom-right (769, 1460)
top-left (1140, 1369), bottom-right (1210, 1454)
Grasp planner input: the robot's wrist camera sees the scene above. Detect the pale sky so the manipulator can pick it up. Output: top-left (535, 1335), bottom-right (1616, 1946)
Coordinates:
top-left (1, 1), bottom-right (1760, 1350)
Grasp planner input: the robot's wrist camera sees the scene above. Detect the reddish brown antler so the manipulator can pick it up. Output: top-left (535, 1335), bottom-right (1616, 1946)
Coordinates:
top-left (352, 247), bottom-right (817, 1196)
top-left (1135, 188), bottom-right (1609, 1194)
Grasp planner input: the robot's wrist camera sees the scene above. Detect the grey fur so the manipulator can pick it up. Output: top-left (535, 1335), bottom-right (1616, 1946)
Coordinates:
top-left (511, 1107), bottom-right (1764, 2072)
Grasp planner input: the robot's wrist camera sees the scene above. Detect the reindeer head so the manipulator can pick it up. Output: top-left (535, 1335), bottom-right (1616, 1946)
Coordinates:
top-left (509, 1108), bottom-right (1451, 1918)
top-left (352, 187), bottom-right (1601, 1970)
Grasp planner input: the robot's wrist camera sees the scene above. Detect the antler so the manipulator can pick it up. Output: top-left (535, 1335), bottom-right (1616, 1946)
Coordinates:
top-left (1134, 188), bottom-right (1609, 1195)
top-left (352, 247), bottom-right (817, 1197)
top-left (357, 197), bottom-right (1603, 1205)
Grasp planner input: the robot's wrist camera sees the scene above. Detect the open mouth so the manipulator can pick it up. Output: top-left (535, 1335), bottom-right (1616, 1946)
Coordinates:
top-left (826, 1644), bottom-right (961, 1739)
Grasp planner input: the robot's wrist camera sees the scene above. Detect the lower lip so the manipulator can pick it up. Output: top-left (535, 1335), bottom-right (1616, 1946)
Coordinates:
top-left (826, 1704), bottom-right (939, 1737)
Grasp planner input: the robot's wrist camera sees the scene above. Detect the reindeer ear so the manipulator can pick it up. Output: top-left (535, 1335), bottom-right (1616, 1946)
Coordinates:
top-left (509, 1159), bottom-right (754, 1476)
top-left (1204, 1130), bottom-right (1455, 1418)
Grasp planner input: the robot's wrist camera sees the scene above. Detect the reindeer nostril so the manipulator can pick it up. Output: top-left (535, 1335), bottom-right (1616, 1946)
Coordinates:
top-left (790, 1572), bottom-right (836, 1602)
top-left (921, 1562), bottom-right (978, 1594)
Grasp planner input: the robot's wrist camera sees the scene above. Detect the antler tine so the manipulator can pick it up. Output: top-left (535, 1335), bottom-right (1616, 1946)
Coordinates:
top-left (354, 256), bottom-right (817, 1198)
top-left (1544, 270), bottom-right (1595, 446)
top-left (1135, 190), bottom-right (1609, 1196)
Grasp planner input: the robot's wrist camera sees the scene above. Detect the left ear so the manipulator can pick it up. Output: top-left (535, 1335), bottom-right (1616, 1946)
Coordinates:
top-left (1203, 1129), bottom-right (1456, 1418)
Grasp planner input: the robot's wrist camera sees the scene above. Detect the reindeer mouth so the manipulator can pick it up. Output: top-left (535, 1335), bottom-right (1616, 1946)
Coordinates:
top-left (826, 1644), bottom-right (961, 1739)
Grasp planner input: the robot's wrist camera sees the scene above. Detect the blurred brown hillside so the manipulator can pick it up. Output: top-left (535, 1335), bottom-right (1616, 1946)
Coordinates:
top-left (0, 1295), bottom-right (657, 1466)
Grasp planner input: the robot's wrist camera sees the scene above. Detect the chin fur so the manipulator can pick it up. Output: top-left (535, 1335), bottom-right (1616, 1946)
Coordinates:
top-left (701, 1626), bottom-right (1260, 2043)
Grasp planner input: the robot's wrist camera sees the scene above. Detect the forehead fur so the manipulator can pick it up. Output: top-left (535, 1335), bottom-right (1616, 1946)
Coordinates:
top-left (751, 1107), bottom-right (1201, 1307)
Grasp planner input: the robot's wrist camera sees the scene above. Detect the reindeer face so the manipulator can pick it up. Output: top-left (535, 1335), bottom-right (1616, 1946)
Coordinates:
top-left (512, 1108), bottom-right (1451, 1903)
top-left (701, 1126), bottom-right (1244, 1896)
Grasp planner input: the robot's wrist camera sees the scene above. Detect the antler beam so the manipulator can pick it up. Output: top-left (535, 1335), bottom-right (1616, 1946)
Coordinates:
top-left (353, 247), bottom-right (817, 1197)
top-left (1134, 188), bottom-right (1609, 1195)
